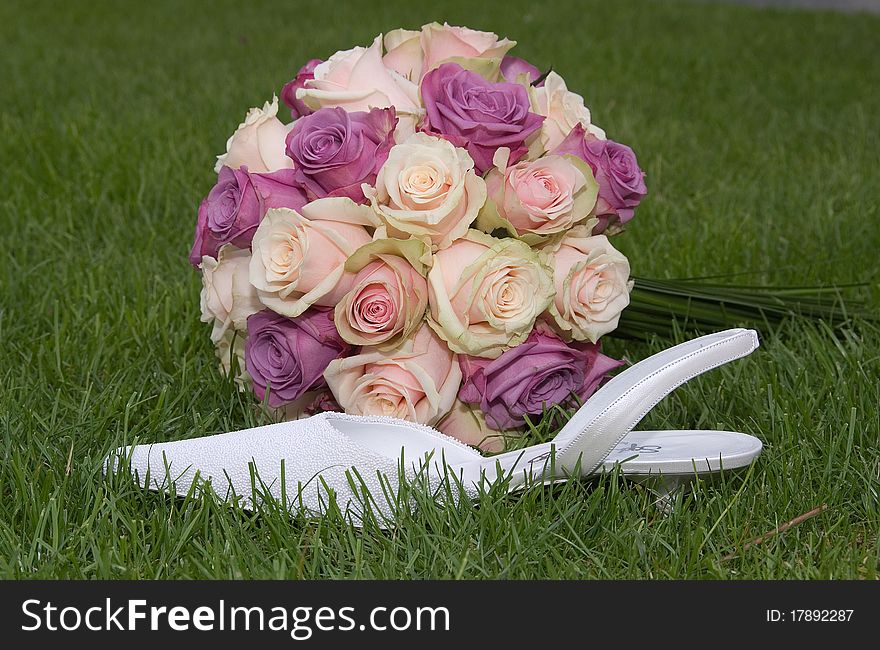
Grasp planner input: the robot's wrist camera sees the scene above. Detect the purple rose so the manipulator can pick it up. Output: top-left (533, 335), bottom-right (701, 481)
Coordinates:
top-left (554, 125), bottom-right (647, 228)
top-left (285, 106), bottom-right (397, 203)
top-left (457, 326), bottom-right (623, 429)
top-left (421, 62), bottom-right (544, 174)
top-left (500, 56), bottom-right (543, 86)
top-left (249, 168), bottom-right (309, 214)
top-left (189, 166), bottom-right (308, 267)
top-left (304, 390), bottom-right (342, 416)
top-left (281, 59), bottom-right (322, 120)
top-left (245, 308), bottom-right (351, 408)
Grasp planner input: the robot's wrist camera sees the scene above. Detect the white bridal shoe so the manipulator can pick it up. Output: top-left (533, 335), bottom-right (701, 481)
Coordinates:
top-left (107, 329), bottom-right (763, 521)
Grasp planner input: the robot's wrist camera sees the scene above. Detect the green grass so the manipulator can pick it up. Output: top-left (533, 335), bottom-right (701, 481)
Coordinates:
top-left (1, 0), bottom-right (878, 579)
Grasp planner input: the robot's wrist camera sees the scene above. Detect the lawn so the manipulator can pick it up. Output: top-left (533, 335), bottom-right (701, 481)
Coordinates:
top-left (1, 0), bottom-right (878, 579)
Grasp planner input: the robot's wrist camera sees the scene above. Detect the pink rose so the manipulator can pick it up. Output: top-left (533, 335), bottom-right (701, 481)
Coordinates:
top-left (214, 97), bottom-right (294, 174)
top-left (248, 199), bottom-right (378, 318)
top-left (480, 150), bottom-right (599, 241)
top-left (334, 239), bottom-right (429, 349)
top-left (420, 23), bottom-right (515, 76)
top-left (297, 35), bottom-right (420, 136)
top-left (324, 324), bottom-right (461, 426)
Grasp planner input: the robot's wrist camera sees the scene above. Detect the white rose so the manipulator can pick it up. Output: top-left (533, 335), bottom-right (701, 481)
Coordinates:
top-left (530, 72), bottom-right (606, 154)
top-left (364, 133), bottom-right (486, 250)
top-left (214, 96), bottom-right (294, 174)
top-left (199, 244), bottom-right (262, 343)
top-left (541, 228), bottom-right (632, 342)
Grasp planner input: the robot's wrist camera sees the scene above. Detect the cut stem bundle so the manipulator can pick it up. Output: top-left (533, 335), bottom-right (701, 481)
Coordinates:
top-left (614, 277), bottom-right (876, 341)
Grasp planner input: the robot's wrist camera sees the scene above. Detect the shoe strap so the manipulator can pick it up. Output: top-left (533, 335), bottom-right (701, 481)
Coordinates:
top-left (553, 328), bottom-right (759, 474)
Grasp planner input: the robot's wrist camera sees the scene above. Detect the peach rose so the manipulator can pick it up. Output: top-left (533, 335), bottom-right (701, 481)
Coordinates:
top-left (324, 324), bottom-right (461, 426)
top-left (335, 238), bottom-right (429, 349)
top-left (298, 35), bottom-right (421, 138)
top-left (420, 23), bottom-right (515, 78)
top-left (479, 148), bottom-right (599, 242)
top-left (541, 227), bottom-right (632, 342)
top-left (214, 97), bottom-right (294, 174)
top-left (529, 72), bottom-right (606, 155)
top-left (364, 133), bottom-right (486, 250)
top-left (248, 199), bottom-right (377, 318)
top-left (199, 244), bottom-right (262, 343)
top-left (427, 230), bottom-right (555, 358)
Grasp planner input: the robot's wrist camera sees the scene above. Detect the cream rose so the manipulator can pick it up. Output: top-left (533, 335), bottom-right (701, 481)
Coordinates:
top-left (215, 328), bottom-right (250, 389)
top-left (382, 29), bottom-right (423, 82)
top-left (427, 230), bottom-right (555, 358)
top-left (324, 324), bottom-right (461, 426)
top-left (335, 238), bottom-right (429, 349)
top-left (530, 72), bottom-right (606, 155)
top-left (420, 22), bottom-right (515, 79)
top-left (199, 244), bottom-right (262, 343)
top-left (541, 228), bottom-right (632, 342)
top-left (248, 199), bottom-right (377, 318)
top-left (436, 400), bottom-right (509, 453)
top-left (214, 96), bottom-right (294, 174)
top-left (298, 35), bottom-right (421, 138)
top-left (479, 148), bottom-right (599, 243)
top-left (364, 133), bottom-right (486, 250)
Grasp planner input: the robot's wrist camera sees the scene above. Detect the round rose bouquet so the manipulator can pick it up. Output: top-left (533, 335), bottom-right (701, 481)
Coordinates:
top-left (192, 23), bottom-right (647, 452)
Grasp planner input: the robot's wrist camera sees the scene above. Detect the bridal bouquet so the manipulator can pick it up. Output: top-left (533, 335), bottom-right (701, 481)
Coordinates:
top-left (190, 23), bottom-right (651, 451)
